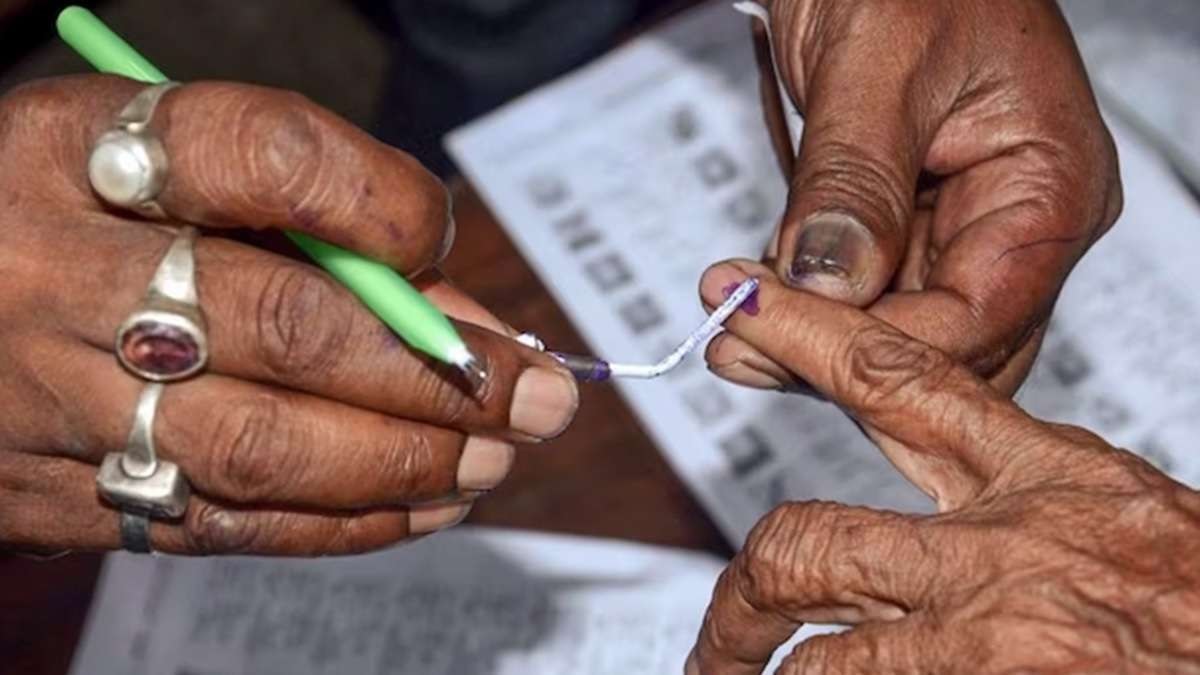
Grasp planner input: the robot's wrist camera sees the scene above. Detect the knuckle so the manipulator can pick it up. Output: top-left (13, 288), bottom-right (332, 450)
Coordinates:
top-left (798, 139), bottom-right (910, 235)
top-left (327, 518), bottom-right (398, 556)
top-left (378, 431), bottom-right (439, 500)
top-left (255, 265), bottom-right (352, 381)
top-left (234, 89), bottom-right (327, 209)
top-left (1101, 176), bottom-right (1124, 235)
top-left (407, 364), bottom-right (474, 428)
top-left (1084, 459), bottom-right (1198, 538)
top-left (181, 502), bottom-right (260, 555)
top-left (838, 323), bottom-right (954, 412)
top-left (0, 78), bottom-right (75, 140)
top-left (739, 502), bottom-right (836, 609)
top-left (1057, 446), bottom-right (1149, 494)
top-left (1010, 173), bottom-right (1086, 239)
top-left (697, 586), bottom-right (741, 665)
top-left (738, 530), bottom-right (788, 610)
top-left (0, 77), bottom-right (115, 181)
top-left (0, 82), bottom-right (50, 145)
top-left (1007, 143), bottom-right (1115, 248)
top-left (209, 396), bottom-right (293, 502)
top-left (1078, 123), bottom-right (1125, 240)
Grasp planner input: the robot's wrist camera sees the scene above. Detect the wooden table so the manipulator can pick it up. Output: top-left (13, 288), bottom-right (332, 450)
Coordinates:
top-left (0, 184), bottom-right (730, 675)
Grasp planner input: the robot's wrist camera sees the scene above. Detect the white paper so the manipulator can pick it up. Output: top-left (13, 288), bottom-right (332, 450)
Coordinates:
top-left (447, 0), bottom-right (1200, 544)
top-left (70, 528), bottom-right (835, 674)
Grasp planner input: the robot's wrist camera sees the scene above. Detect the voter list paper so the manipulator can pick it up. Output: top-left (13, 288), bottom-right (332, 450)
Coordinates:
top-left (70, 527), bottom-right (836, 675)
top-left (448, 0), bottom-right (1200, 544)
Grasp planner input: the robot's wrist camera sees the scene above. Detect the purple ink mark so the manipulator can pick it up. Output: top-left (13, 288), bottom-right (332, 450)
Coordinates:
top-left (379, 325), bottom-right (404, 349)
top-left (384, 220), bottom-right (405, 242)
top-left (289, 204), bottom-right (319, 228)
top-left (577, 360), bottom-right (612, 382)
top-left (588, 361), bottom-right (613, 382)
top-left (723, 281), bottom-right (759, 316)
top-left (551, 352), bottom-right (612, 382)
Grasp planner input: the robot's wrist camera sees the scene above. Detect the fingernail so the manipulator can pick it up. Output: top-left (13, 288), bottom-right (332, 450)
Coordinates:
top-left (788, 213), bottom-right (873, 293)
top-left (707, 335), bottom-right (790, 389)
top-left (409, 502), bottom-right (471, 534)
top-left (709, 361), bottom-right (786, 390)
top-left (457, 437), bottom-right (516, 491)
top-left (709, 358), bottom-right (824, 398)
top-left (878, 605), bottom-right (907, 621)
top-left (699, 263), bottom-right (751, 309)
top-left (510, 367), bottom-right (579, 439)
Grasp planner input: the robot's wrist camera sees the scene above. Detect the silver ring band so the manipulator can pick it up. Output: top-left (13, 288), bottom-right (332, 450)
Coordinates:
top-left (119, 511), bottom-right (153, 554)
top-left (88, 82), bottom-right (179, 219)
top-left (116, 226), bottom-right (209, 382)
top-left (97, 382), bottom-right (191, 522)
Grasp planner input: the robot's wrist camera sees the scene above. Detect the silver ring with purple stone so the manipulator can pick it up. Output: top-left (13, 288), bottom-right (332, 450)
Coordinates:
top-left (115, 226), bottom-right (209, 382)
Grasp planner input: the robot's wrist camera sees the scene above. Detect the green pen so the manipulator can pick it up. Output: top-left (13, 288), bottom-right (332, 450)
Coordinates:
top-left (56, 6), bottom-right (487, 389)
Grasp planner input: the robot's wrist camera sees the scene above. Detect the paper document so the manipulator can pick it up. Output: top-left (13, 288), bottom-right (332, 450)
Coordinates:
top-left (70, 528), bottom-right (834, 674)
top-left (447, 0), bottom-right (1200, 543)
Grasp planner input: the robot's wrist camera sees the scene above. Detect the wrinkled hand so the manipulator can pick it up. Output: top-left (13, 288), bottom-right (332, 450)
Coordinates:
top-left (711, 0), bottom-right (1123, 395)
top-left (688, 263), bottom-right (1200, 674)
top-left (0, 76), bottom-right (578, 556)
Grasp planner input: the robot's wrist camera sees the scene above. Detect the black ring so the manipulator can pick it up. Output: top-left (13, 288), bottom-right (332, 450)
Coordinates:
top-left (119, 510), bottom-right (153, 554)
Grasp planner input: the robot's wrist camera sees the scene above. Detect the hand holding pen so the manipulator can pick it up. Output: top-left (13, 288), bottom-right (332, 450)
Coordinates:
top-left (0, 7), bottom-right (754, 558)
top-left (0, 11), bottom-right (581, 557)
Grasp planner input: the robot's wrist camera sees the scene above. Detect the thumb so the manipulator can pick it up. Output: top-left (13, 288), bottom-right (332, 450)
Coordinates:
top-left (772, 18), bottom-right (942, 305)
top-left (779, 99), bottom-right (927, 305)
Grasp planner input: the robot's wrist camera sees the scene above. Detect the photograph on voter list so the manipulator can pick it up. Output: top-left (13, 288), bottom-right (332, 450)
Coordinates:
top-left (2, 1), bottom-right (1200, 674)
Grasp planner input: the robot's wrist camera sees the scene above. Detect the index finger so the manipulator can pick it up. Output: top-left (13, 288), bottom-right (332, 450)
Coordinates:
top-left (699, 260), bottom-right (1053, 506)
top-left (40, 75), bottom-right (452, 275)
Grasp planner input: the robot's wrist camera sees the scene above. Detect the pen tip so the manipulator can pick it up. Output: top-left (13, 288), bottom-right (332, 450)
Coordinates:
top-left (457, 356), bottom-right (488, 392)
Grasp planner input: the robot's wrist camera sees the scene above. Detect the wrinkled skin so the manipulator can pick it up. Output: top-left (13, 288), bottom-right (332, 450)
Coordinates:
top-left (693, 3), bottom-right (1196, 670)
top-left (708, 0), bottom-right (1123, 397)
top-left (0, 76), bottom-right (579, 556)
top-left (688, 262), bottom-right (1200, 674)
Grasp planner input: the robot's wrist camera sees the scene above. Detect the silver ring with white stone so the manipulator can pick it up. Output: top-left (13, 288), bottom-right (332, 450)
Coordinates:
top-left (88, 82), bottom-right (179, 219)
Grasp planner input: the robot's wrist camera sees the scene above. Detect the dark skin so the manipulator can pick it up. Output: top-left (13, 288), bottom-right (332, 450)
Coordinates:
top-left (0, 2), bottom-right (1187, 669)
top-left (691, 1), bottom-right (1197, 672)
top-left (0, 76), bottom-right (579, 556)
top-left (690, 262), bottom-right (1200, 674)
top-left (709, 0), bottom-right (1123, 397)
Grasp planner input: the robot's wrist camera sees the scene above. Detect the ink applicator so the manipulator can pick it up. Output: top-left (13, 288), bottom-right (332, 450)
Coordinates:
top-left (520, 278), bottom-right (760, 382)
top-left (56, 6), bottom-right (487, 389)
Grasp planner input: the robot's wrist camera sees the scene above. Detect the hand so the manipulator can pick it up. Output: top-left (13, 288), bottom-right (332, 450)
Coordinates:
top-left (712, 0), bottom-right (1123, 395)
top-left (0, 76), bottom-right (578, 556)
top-left (687, 263), bottom-right (1200, 674)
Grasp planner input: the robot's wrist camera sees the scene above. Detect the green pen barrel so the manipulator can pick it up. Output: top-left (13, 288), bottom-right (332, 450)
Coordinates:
top-left (286, 234), bottom-right (468, 363)
top-left (57, 7), bottom-right (166, 84)
top-left (55, 6), bottom-right (473, 371)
